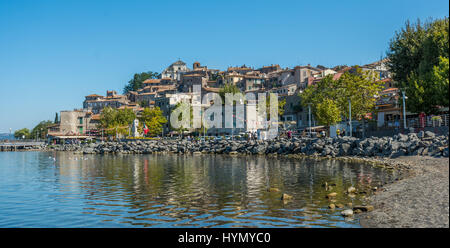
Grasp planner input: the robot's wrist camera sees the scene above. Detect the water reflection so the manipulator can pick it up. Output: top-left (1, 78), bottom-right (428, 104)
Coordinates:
top-left (0, 152), bottom-right (395, 227)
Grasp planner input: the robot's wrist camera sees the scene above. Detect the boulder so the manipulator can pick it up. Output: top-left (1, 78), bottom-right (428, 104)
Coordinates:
top-left (425, 131), bottom-right (435, 138)
top-left (341, 209), bottom-right (354, 217)
top-left (268, 187), bottom-right (280, 192)
top-left (347, 186), bottom-right (356, 194)
top-left (326, 192), bottom-right (337, 198)
top-left (281, 193), bottom-right (293, 200)
top-left (335, 203), bottom-right (344, 208)
top-left (353, 205), bottom-right (374, 212)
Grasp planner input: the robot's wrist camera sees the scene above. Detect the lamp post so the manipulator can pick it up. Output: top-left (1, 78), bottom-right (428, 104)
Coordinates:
top-left (402, 90), bottom-right (408, 130)
top-left (308, 103), bottom-right (312, 136)
top-left (348, 98), bottom-right (352, 137)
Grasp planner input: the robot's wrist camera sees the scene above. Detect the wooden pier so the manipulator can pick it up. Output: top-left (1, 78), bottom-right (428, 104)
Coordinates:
top-left (0, 141), bottom-right (45, 151)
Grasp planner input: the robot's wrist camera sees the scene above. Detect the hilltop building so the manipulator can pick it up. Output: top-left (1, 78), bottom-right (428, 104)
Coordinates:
top-left (161, 60), bottom-right (190, 81)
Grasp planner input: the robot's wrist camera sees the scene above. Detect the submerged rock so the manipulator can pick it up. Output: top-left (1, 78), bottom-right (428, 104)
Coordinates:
top-left (353, 205), bottom-right (374, 212)
top-left (347, 186), bottom-right (356, 193)
top-left (281, 193), bottom-right (293, 200)
top-left (341, 209), bottom-right (354, 217)
top-left (326, 192), bottom-right (337, 198)
top-left (268, 187), bottom-right (280, 192)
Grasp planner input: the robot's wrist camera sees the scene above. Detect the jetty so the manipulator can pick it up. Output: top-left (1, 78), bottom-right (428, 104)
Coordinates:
top-left (0, 141), bottom-right (45, 151)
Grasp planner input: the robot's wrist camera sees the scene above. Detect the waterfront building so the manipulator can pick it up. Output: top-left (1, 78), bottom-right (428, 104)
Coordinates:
top-left (47, 109), bottom-right (99, 141)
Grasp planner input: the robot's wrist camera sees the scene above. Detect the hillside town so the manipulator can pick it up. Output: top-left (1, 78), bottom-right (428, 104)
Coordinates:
top-left (44, 58), bottom-right (449, 143)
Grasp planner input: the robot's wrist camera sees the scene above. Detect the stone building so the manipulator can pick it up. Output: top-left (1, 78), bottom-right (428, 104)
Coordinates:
top-left (83, 90), bottom-right (130, 114)
top-left (161, 60), bottom-right (190, 81)
top-left (47, 109), bottom-right (99, 141)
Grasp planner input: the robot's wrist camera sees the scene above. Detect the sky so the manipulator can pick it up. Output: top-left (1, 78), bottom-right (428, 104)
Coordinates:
top-left (0, 0), bottom-right (448, 132)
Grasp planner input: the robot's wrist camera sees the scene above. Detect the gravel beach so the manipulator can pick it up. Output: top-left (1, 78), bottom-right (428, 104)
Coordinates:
top-left (360, 156), bottom-right (449, 228)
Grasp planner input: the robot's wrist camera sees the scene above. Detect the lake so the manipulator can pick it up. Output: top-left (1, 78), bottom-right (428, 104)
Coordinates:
top-left (0, 152), bottom-right (394, 227)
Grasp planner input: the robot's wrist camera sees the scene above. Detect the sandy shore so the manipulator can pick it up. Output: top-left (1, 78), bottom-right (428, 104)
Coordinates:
top-left (360, 156), bottom-right (449, 228)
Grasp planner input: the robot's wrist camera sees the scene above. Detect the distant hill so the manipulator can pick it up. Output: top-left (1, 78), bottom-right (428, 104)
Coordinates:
top-left (0, 133), bottom-right (15, 141)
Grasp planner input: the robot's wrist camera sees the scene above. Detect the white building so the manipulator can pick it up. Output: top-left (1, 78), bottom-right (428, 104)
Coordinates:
top-left (161, 60), bottom-right (190, 81)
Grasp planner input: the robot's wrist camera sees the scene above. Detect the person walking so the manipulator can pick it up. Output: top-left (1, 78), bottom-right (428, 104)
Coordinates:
top-left (336, 129), bottom-right (340, 137)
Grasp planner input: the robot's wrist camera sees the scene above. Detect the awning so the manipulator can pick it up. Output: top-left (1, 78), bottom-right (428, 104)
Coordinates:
top-left (50, 135), bottom-right (92, 139)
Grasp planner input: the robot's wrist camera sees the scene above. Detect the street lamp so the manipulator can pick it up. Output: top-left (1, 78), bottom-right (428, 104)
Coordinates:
top-left (402, 90), bottom-right (408, 130)
top-left (348, 98), bottom-right (352, 137)
top-left (308, 103), bottom-right (312, 136)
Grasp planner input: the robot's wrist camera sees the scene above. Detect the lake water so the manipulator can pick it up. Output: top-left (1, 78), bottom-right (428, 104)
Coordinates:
top-left (0, 152), bottom-right (394, 228)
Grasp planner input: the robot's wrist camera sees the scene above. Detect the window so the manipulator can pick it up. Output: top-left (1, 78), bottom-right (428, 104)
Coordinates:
top-left (78, 117), bottom-right (83, 124)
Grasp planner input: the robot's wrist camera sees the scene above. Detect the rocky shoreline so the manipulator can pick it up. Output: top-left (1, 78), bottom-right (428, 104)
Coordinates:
top-left (47, 131), bottom-right (449, 159)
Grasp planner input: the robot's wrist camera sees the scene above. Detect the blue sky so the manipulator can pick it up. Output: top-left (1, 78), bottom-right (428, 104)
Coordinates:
top-left (0, 0), bottom-right (448, 132)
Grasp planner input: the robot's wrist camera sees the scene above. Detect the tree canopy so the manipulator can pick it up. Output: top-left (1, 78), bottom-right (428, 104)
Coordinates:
top-left (219, 83), bottom-right (241, 102)
top-left (300, 68), bottom-right (383, 127)
top-left (14, 128), bottom-right (30, 139)
top-left (30, 120), bottom-right (54, 139)
top-left (99, 107), bottom-right (136, 136)
top-left (123, 71), bottom-right (160, 94)
top-left (387, 17), bottom-right (449, 114)
top-left (139, 107), bottom-right (167, 137)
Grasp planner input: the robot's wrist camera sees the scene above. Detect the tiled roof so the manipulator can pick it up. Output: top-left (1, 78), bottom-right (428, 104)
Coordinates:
top-left (143, 79), bottom-right (161, 84)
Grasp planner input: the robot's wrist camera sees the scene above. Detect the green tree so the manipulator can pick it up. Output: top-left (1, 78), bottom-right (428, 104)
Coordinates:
top-left (139, 107), bottom-right (167, 137)
top-left (99, 107), bottom-right (136, 137)
top-left (300, 68), bottom-right (383, 128)
top-left (387, 17), bottom-right (449, 114)
top-left (337, 68), bottom-right (383, 120)
top-left (219, 83), bottom-right (241, 102)
top-left (54, 112), bottom-right (59, 124)
top-left (30, 120), bottom-right (53, 139)
top-left (123, 71), bottom-right (160, 93)
top-left (14, 128), bottom-right (30, 139)
top-left (315, 98), bottom-right (342, 127)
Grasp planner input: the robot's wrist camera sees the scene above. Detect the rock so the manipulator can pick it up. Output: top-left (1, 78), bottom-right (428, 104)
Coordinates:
top-left (281, 193), bottom-right (293, 200)
top-left (328, 204), bottom-right (336, 209)
top-left (443, 147), bottom-right (449, 157)
top-left (354, 209), bottom-right (363, 214)
top-left (341, 209), bottom-right (354, 217)
top-left (229, 151), bottom-right (239, 155)
top-left (417, 131), bottom-right (425, 138)
top-left (335, 203), bottom-right (344, 208)
top-left (424, 131), bottom-right (435, 138)
top-left (347, 202), bottom-right (353, 207)
top-left (353, 205), bottom-right (374, 212)
top-left (193, 151), bottom-right (202, 155)
top-left (268, 187), bottom-right (280, 192)
top-left (348, 193), bottom-right (356, 198)
top-left (83, 148), bottom-right (94, 154)
top-left (326, 192), bottom-right (337, 198)
top-left (347, 186), bottom-right (356, 193)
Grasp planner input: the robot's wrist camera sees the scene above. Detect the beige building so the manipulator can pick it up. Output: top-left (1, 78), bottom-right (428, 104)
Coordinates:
top-left (48, 109), bottom-right (100, 140)
top-left (83, 90), bottom-right (129, 114)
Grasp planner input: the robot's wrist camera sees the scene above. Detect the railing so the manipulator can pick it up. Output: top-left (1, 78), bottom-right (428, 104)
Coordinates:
top-left (407, 113), bottom-right (449, 128)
